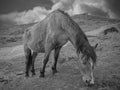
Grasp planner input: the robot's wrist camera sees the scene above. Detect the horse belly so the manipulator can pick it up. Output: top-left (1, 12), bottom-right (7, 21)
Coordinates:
top-left (56, 32), bottom-right (69, 47)
top-left (28, 39), bottom-right (45, 53)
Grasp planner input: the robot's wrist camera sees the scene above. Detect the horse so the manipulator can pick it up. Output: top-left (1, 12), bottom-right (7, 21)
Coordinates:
top-left (23, 9), bottom-right (98, 85)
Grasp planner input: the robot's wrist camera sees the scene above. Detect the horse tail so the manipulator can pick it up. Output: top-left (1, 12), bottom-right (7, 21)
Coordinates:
top-left (23, 27), bottom-right (32, 45)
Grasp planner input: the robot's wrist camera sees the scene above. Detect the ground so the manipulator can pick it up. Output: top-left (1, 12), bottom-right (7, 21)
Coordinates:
top-left (0, 14), bottom-right (120, 90)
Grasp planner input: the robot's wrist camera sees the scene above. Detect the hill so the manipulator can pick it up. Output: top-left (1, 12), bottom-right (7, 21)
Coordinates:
top-left (0, 14), bottom-right (120, 90)
top-left (72, 13), bottom-right (120, 31)
top-left (0, 22), bottom-right (35, 47)
top-left (0, 14), bottom-right (120, 48)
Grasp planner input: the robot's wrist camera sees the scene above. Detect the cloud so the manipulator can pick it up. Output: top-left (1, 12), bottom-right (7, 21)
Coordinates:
top-left (15, 7), bottom-right (49, 25)
top-left (51, 0), bottom-right (120, 18)
top-left (51, 0), bottom-right (75, 15)
top-left (80, 4), bottom-right (109, 17)
top-left (1, 0), bottom-right (120, 25)
top-left (0, 6), bottom-right (49, 25)
top-left (104, 0), bottom-right (120, 18)
top-left (51, 0), bottom-right (102, 15)
top-left (51, 0), bottom-right (60, 3)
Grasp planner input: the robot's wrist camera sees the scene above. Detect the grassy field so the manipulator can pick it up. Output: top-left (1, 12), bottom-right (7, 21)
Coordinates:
top-left (0, 14), bottom-right (120, 90)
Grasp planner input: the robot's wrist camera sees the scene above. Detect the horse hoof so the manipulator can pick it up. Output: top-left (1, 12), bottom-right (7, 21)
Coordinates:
top-left (25, 74), bottom-right (29, 77)
top-left (25, 74), bottom-right (29, 78)
top-left (52, 70), bottom-right (58, 75)
top-left (85, 81), bottom-right (94, 87)
top-left (87, 83), bottom-right (94, 87)
top-left (40, 74), bottom-right (44, 78)
top-left (32, 73), bottom-right (36, 77)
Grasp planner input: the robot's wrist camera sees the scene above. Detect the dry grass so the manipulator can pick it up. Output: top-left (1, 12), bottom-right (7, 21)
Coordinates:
top-left (0, 14), bottom-right (120, 90)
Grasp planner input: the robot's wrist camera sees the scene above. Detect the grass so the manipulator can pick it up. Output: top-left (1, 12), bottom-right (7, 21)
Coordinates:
top-left (0, 14), bottom-right (120, 90)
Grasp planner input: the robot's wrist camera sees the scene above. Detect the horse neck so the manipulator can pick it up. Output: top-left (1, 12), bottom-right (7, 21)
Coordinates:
top-left (60, 15), bottom-right (89, 53)
top-left (64, 20), bottom-right (97, 63)
top-left (63, 22), bottom-right (88, 52)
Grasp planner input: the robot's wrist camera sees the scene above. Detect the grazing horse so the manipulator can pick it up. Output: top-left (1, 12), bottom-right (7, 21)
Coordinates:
top-left (23, 10), bottom-right (98, 85)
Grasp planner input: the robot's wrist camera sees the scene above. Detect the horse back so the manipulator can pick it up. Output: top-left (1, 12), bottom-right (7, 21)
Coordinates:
top-left (23, 10), bottom-right (73, 52)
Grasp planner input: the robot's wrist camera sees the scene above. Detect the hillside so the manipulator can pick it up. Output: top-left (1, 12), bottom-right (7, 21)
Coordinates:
top-left (72, 14), bottom-right (120, 31)
top-left (0, 14), bottom-right (120, 47)
top-left (0, 22), bottom-right (35, 47)
top-left (0, 14), bottom-right (120, 90)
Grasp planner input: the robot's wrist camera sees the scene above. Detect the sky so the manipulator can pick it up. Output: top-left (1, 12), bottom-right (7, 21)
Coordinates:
top-left (0, 0), bottom-right (120, 25)
top-left (0, 0), bottom-right (53, 14)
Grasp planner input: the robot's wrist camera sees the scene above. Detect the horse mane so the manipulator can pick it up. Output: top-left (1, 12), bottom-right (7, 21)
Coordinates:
top-left (73, 19), bottom-right (96, 64)
top-left (52, 10), bottom-right (97, 64)
top-left (80, 43), bottom-right (97, 64)
top-left (56, 9), bottom-right (70, 17)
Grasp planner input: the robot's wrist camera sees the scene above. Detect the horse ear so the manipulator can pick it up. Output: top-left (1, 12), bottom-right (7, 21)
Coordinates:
top-left (93, 43), bottom-right (98, 49)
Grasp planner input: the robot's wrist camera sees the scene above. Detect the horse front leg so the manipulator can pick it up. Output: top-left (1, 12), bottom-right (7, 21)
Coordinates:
top-left (40, 46), bottom-right (52, 77)
top-left (52, 46), bottom-right (62, 74)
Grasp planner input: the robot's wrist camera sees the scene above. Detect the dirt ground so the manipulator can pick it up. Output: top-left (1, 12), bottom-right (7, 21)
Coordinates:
top-left (0, 14), bottom-right (120, 90)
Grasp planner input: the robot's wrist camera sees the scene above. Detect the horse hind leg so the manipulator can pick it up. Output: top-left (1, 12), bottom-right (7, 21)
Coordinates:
top-left (31, 52), bottom-right (38, 76)
top-left (52, 46), bottom-right (62, 74)
top-left (24, 45), bottom-right (32, 77)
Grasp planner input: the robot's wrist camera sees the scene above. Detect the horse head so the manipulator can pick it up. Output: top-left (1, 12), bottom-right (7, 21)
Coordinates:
top-left (78, 43), bottom-right (98, 85)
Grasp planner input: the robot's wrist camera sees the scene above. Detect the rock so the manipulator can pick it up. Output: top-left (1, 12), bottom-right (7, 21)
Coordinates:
top-left (103, 27), bottom-right (119, 35)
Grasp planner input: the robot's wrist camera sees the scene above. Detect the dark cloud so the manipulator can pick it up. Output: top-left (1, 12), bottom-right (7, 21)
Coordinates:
top-left (104, 0), bottom-right (120, 18)
top-left (1, 0), bottom-right (120, 18)
top-left (81, 4), bottom-right (109, 17)
top-left (0, 0), bottom-right (53, 14)
top-left (51, 0), bottom-right (120, 18)
top-left (0, 6), bottom-right (50, 25)
top-left (1, 0), bottom-right (120, 25)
